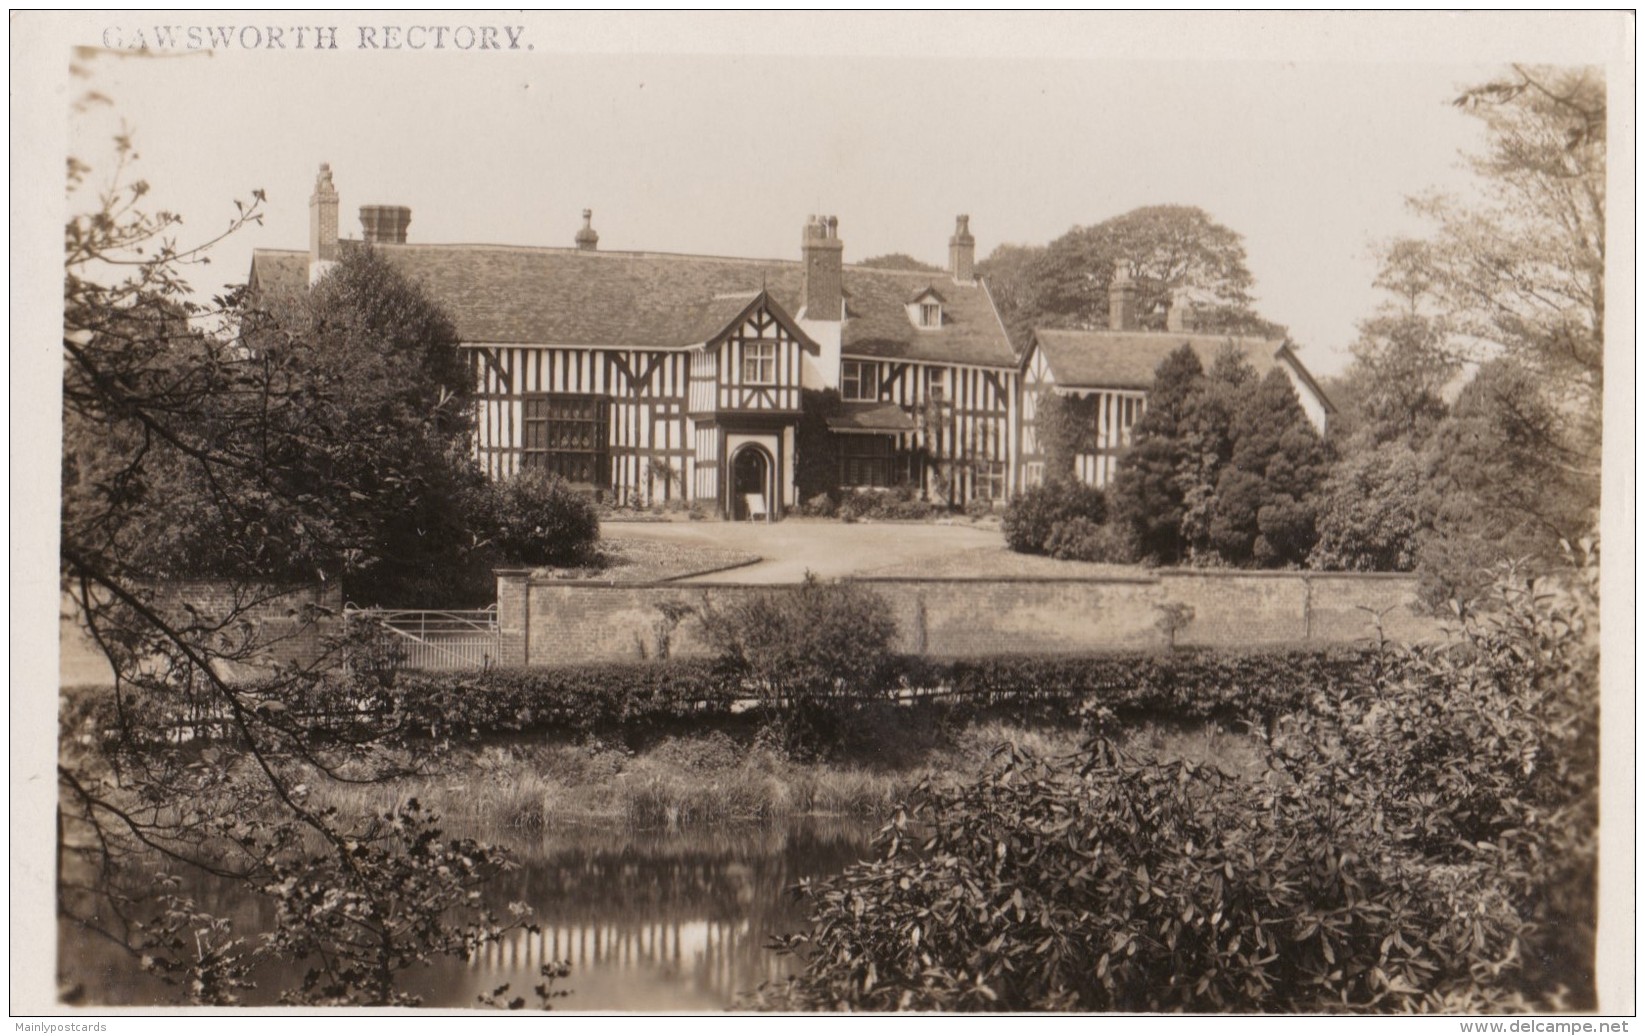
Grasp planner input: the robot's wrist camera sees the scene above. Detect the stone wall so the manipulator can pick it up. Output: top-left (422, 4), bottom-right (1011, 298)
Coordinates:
top-left (494, 569), bottom-right (1443, 667)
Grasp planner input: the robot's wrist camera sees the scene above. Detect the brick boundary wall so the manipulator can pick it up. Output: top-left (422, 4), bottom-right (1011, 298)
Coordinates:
top-left (495, 569), bottom-right (1442, 667)
top-left (61, 581), bottom-right (346, 684)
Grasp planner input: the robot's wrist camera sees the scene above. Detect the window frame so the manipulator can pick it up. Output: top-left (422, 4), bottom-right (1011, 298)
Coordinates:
top-left (520, 392), bottom-right (611, 486)
top-left (742, 340), bottom-right (777, 385)
top-left (919, 302), bottom-right (941, 328)
top-left (841, 359), bottom-right (881, 402)
top-left (838, 434), bottom-right (902, 489)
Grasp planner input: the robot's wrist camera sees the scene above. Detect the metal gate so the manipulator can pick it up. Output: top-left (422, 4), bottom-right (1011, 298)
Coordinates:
top-left (346, 606), bottom-right (501, 671)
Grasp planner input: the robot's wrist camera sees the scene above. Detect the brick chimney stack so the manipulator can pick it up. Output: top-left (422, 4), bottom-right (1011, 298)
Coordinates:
top-left (1166, 292), bottom-right (1195, 333)
top-left (308, 163), bottom-right (339, 284)
top-left (359, 205), bottom-right (412, 245)
top-left (575, 209), bottom-right (599, 251)
top-left (1108, 266), bottom-right (1138, 331)
top-left (802, 214), bottom-right (843, 321)
top-left (948, 214), bottom-right (975, 283)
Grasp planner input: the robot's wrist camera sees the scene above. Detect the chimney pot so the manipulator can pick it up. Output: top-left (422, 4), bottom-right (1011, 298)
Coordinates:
top-left (359, 204), bottom-right (412, 245)
top-left (575, 209), bottom-right (599, 250)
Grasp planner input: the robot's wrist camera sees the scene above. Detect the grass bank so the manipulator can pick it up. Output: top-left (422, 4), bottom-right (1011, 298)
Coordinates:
top-left (305, 710), bottom-right (1265, 834)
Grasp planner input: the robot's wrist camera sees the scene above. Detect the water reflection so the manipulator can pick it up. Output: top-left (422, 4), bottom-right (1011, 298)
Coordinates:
top-left (59, 817), bottom-right (875, 1011)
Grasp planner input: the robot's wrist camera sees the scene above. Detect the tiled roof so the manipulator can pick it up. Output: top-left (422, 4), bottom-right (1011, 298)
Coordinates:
top-left (1031, 329), bottom-right (1289, 391)
top-left (249, 242), bottom-right (1017, 368)
top-left (825, 401), bottom-right (920, 434)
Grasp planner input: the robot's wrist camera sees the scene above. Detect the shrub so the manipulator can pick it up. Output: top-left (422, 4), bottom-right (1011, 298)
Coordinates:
top-left (751, 555), bottom-right (1599, 1012)
top-left (477, 469), bottom-right (600, 566)
top-left (836, 487), bottom-right (942, 522)
top-left (797, 492), bottom-right (839, 518)
top-left (963, 496), bottom-right (995, 519)
top-left (1043, 516), bottom-right (1135, 563)
top-left (697, 574), bottom-right (899, 754)
top-left (1002, 479), bottom-right (1106, 554)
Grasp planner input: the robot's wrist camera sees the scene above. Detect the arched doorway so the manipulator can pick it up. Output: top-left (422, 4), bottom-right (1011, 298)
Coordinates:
top-left (730, 444), bottom-right (773, 521)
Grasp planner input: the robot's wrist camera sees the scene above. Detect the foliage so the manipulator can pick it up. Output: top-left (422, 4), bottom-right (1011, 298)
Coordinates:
top-left (1153, 602), bottom-right (1195, 650)
top-left (1109, 344), bottom-right (1204, 563)
top-left (977, 205), bottom-right (1284, 349)
top-left (1206, 369), bottom-right (1332, 567)
top-left (1379, 65), bottom-right (1605, 600)
top-left (1310, 439), bottom-right (1430, 572)
top-left (1417, 66), bottom-right (1604, 429)
top-left (857, 252), bottom-right (945, 273)
top-left (836, 486), bottom-right (946, 522)
top-left (474, 468), bottom-right (601, 567)
top-left (1042, 517), bottom-right (1101, 563)
top-left (794, 389), bottom-right (843, 502)
top-left (1177, 345), bottom-right (1260, 557)
top-left (756, 556), bottom-right (1598, 1011)
top-left (259, 798), bottom-right (533, 1006)
top-left (1417, 359), bottom-right (1598, 606)
top-left (389, 661), bottom-right (734, 742)
top-left (1002, 479), bottom-right (1106, 555)
top-left (1032, 390), bottom-right (1090, 481)
top-left (59, 134), bottom-right (526, 1006)
top-left (698, 575), bottom-right (899, 753)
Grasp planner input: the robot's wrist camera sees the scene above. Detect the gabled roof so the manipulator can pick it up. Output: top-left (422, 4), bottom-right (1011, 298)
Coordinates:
top-left (905, 285), bottom-right (946, 305)
top-left (677, 290), bottom-right (819, 353)
top-left (249, 241), bottom-right (1017, 368)
top-left (1031, 329), bottom-right (1271, 389)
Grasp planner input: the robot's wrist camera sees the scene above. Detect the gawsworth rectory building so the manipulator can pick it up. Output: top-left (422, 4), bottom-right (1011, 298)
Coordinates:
top-left (249, 165), bottom-right (1333, 518)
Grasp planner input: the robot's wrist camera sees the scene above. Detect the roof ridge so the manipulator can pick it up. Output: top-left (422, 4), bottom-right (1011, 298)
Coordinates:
top-left (322, 239), bottom-right (806, 266)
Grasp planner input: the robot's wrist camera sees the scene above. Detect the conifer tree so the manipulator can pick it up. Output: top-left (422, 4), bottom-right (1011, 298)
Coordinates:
top-left (1110, 344), bottom-right (1204, 563)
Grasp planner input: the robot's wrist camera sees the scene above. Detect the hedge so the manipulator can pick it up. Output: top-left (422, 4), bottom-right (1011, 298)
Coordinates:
top-left (65, 647), bottom-right (1384, 746)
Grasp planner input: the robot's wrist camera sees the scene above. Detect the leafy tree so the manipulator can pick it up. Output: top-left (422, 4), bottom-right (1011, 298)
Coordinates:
top-left (1418, 65), bottom-right (1605, 422)
top-left (857, 252), bottom-right (944, 273)
top-left (60, 139), bottom-right (530, 1005)
top-left (1318, 66), bottom-right (1606, 589)
top-left (1310, 439), bottom-right (1430, 572)
top-left (696, 575), bottom-right (897, 755)
top-left (242, 246), bottom-right (490, 606)
top-left (1108, 344), bottom-right (1204, 563)
top-left (978, 206), bottom-right (1284, 349)
top-left (1418, 359), bottom-right (1597, 604)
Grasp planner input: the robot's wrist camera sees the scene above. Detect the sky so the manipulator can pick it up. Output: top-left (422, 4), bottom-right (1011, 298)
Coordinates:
top-left (50, 12), bottom-right (1629, 380)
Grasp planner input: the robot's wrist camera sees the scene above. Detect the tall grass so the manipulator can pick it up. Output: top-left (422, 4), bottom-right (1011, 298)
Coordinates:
top-left (297, 714), bottom-right (1255, 834)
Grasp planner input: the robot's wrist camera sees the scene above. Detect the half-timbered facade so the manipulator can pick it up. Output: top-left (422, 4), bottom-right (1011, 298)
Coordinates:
top-left (249, 166), bottom-right (1333, 515)
top-left (248, 167), bottom-right (1021, 518)
top-left (1020, 283), bottom-right (1335, 489)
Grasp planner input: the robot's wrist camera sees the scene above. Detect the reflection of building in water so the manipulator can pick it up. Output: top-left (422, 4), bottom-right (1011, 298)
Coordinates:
top-left (470, 917), bottom-right (792, 999)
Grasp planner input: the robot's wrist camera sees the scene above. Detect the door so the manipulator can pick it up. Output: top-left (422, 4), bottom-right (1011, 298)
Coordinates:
top-left (731, 444), bottom-right (772, 521)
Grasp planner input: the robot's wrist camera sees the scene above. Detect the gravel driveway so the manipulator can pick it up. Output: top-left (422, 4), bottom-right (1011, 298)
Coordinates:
top-left (600, 518), bottom-right (1002, 584)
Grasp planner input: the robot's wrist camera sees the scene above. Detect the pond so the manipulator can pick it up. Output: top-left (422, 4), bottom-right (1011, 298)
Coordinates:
top-left (58, 817), bottom-right (877, 1011)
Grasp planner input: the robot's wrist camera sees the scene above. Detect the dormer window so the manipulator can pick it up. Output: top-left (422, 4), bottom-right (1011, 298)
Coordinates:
top-left (906, 286), bottom-right (947, 330)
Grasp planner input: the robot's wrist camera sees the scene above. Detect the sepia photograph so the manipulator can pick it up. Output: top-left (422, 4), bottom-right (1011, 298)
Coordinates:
top-left (13, 10), bottom-right (1634, 1020)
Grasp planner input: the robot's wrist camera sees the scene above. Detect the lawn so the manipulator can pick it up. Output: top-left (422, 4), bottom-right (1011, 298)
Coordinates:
top-left (531, 536), bottom-right (761, 584)
top-left (857, 544), bottom-right (1146, 580)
